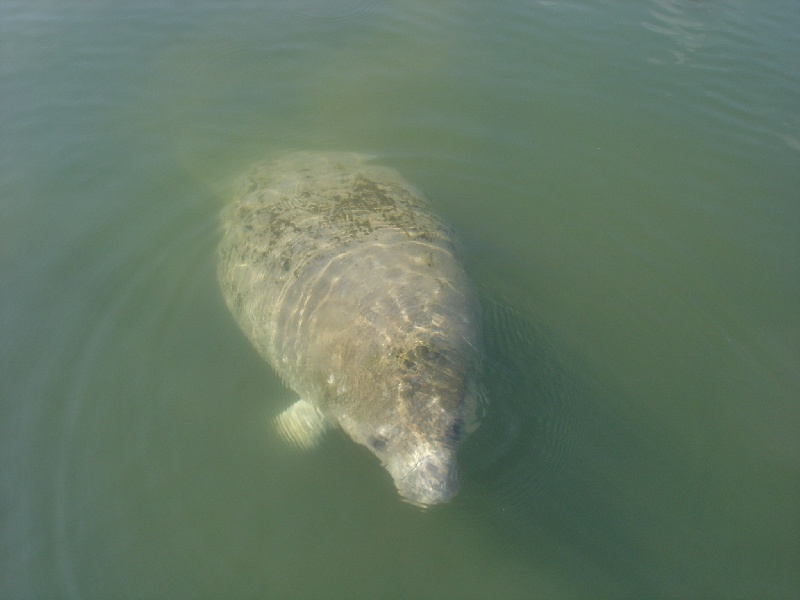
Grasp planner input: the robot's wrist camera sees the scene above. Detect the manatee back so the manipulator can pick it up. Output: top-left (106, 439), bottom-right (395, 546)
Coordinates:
top-left (217, 152), bottom-right (465, 371)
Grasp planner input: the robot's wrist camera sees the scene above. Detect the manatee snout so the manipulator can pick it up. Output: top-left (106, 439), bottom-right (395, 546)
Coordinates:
top-left (394, 446), bottom-right (460, 507)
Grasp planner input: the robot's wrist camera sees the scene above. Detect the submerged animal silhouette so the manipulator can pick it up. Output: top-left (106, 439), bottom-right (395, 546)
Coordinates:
top-left (217, 152), bottom-right (482, 506)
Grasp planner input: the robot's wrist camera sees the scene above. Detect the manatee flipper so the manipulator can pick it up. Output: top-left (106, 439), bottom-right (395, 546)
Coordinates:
top-left (273, 399), bottom-right (330, 449)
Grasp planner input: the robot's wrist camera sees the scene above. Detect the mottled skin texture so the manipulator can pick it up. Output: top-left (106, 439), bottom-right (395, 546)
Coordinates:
top-left (218, 152), bottom-right (482, 505)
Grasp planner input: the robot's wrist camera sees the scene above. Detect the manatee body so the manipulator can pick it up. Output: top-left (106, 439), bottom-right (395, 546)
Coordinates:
top-left (217, 152), bottom-right (482, 506)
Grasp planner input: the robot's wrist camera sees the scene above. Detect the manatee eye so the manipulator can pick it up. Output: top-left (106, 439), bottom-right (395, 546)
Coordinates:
top-left (447, 419), bottom-right (465, 443)
top-left (369, 435), bottom-right (388, 451)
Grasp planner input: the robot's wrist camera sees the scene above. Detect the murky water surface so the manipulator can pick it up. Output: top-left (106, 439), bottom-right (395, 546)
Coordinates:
top-left (2, 0), bottom-right (798, 597)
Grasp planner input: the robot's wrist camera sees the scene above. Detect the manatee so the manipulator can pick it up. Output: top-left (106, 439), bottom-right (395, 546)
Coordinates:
top-left (217, 151), bottom-right (482, 506)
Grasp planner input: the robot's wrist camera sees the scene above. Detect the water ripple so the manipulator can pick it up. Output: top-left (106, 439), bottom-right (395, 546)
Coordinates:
top-left (272, 0), bottom-right (383, 30)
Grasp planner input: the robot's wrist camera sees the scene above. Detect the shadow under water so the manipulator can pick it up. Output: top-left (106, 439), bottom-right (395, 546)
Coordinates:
top-left (459, 291), bottom-right (690, 595)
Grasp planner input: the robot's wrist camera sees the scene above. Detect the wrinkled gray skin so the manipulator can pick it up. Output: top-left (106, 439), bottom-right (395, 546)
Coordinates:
top-left (218, 152), bottom-right (482, 506)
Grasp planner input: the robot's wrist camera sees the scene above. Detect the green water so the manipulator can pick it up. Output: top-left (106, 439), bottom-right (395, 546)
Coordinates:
top-left (2, 0), bottom-right (798, 597)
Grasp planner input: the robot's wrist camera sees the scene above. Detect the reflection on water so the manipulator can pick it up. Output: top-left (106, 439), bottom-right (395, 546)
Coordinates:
top-left (644, 0), bottom-right (709, 64)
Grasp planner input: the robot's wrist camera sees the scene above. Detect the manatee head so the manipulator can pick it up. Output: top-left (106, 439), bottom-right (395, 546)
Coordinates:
top-left (332, 335), bottom-right (480, 507)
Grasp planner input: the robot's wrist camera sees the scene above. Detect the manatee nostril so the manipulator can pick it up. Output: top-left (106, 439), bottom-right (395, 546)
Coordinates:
top-left (369, 435), bottom-right (388, 451)
top-left (424, 461), bottom-right (441, 477)
top-left (444, 418), bottom-right (465, 443)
